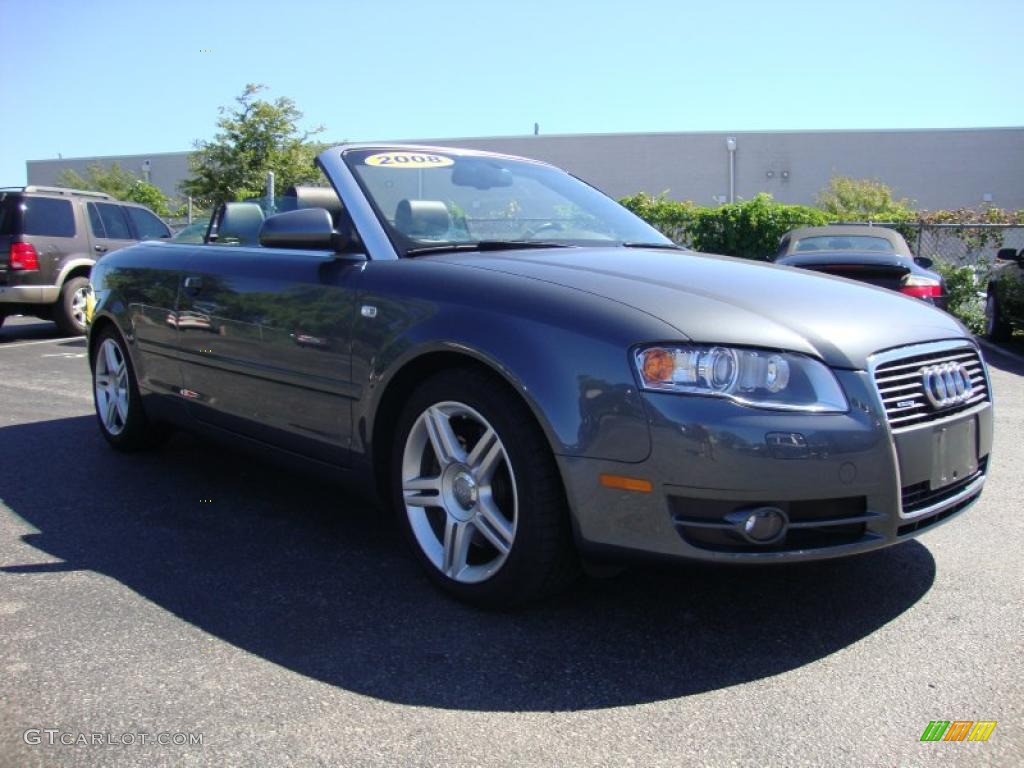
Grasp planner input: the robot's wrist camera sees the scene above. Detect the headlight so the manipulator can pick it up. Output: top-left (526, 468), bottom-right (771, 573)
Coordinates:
top-left (634, 345), bottom-right (848, 412)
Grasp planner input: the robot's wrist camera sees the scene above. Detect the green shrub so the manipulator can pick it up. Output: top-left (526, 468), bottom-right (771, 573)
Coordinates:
top-left (816, 175), bottom-right (914, 220)
top-left (935, 261), bottom-right (987, 334)
top-left (618, 192), bottom-right (698, 245)
top-left (620, 192), bottom-right (830, 259)
top-left (688, 194), bottom-right (831, 259)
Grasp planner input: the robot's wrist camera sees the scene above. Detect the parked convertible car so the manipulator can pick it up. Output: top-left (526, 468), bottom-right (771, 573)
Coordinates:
top-left (774, 225), bottom-right (948, 311)
top-left (88, 145), bottom-right (992, 605)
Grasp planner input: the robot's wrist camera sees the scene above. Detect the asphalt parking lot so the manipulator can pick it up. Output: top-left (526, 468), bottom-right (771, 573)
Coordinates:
top-left (1, 314), bottom-right (1021, 768)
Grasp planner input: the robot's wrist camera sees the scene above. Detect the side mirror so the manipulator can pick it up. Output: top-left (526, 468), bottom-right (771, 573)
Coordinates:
top-left (996, 247), bottom-right (1022, 262)
top-left (914, 256), bottom-right (934, 269)
top-left (259, 208), bottom-right (349, 251)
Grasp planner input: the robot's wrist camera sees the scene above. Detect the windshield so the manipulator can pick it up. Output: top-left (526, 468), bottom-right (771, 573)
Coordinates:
top-left (793, 235), bottom-right (896, 253)
top-left (342, 148), bottom-right (673, 255)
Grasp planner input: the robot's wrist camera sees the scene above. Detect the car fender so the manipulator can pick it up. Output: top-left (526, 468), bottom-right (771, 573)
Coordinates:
top-left (55, 256), bottom-right (96, 288)
top-left (353, 261), bottom-right (677, 464)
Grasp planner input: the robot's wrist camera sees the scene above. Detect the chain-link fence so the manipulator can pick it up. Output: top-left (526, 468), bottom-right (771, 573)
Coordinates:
top-left (838, 222), bottom-right (1024, 266)
top-left (915, 224), bottom-right (1024, 267)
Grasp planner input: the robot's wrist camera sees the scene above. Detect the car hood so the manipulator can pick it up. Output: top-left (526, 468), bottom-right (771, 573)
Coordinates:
top-left (440, 247), bottom-right (968, 369)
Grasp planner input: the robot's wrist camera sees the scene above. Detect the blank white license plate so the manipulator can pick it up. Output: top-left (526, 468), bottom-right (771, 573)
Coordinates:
top-left (930, 416), bottom-right (978, 490)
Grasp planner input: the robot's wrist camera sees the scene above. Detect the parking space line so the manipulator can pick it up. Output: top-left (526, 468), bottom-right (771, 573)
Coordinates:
top-left (0, 337), bottom-right (79, 350)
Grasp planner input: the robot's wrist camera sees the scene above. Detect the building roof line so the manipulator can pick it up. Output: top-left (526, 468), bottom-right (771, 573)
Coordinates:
top-left (27, 126), bottom-right (1024, 165)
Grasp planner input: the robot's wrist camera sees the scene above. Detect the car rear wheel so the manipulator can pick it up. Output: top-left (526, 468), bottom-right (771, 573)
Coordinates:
top-left (55, 276), bottom-right (91, 335)
top-left (92, 328), bottom-right (167, 450)
top-left (392, 368), bottom-right (578, 605)
top-left (985, 290), bottom-right (1011, 342)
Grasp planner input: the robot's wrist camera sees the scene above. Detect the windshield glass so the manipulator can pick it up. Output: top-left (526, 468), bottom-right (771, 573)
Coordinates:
top-left (342, 148), bottom-right (672, 255)
top-left (793, 235), bottom-right (896, 253)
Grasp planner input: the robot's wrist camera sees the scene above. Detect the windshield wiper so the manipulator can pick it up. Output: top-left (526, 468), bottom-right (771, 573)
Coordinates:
top-left (404, 240), bottom-right (572, 257)
top-left (621, 241), bottom-right (685, 250)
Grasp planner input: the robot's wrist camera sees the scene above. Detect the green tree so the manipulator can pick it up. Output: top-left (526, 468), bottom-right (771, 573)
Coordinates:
top-left (56, 163), bottom-right (170, 216)
top-left (182, 84), bottom-right (326, 204)
top-left (816, 175), bottom-right (914, 220)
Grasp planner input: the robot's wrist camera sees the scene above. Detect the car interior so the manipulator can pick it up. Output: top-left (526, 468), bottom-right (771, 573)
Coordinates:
top-left (394, 199), bottom-right (452, 238)
top-left (204, 187), bottom-right (361, 250)
top-left (209, 202), bottom-right (265, 246)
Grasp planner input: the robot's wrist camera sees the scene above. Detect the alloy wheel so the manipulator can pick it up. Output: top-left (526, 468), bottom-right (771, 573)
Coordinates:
top-left (71, 285), bottom-right (90, 329)
top-left (401, 401), bottom-right (518, 583)
top-left (94, 338), bottom-right (130, 436)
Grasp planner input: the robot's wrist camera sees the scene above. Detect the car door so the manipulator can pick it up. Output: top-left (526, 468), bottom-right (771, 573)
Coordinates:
top-left (176, 244), bottom-right (364, 466)
top-left (87, 202), bottom-right (137, 257)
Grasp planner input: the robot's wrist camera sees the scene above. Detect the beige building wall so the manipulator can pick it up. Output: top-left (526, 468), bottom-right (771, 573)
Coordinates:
top-left (27, 128), bottom-right (1024, 211)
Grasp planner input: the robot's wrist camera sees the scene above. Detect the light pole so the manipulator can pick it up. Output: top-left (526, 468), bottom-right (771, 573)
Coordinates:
top-left (726, 137), bottom-right (737, 203)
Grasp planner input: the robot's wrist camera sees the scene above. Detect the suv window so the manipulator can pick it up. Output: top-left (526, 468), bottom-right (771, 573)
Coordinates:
top-left (0, 194), bottom-right (19, 236)
top-left (125, 206), bottom-right (170, 240)
top-left (15, 197), bottom-right (76, 237)
top-left (95, 202), bottom-right (131, 239)
top-left (87, 202), bottom-right (106, 238)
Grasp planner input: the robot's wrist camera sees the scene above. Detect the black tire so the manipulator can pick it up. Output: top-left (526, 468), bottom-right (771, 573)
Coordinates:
top-left (985, 290), bottom-right (1012, 342)
top-left (54, 276), bottom-right (91, 335)
top-left (91, 327), bottom-right (169, 451)
top-left (391, 367), bottom-right (578, 606)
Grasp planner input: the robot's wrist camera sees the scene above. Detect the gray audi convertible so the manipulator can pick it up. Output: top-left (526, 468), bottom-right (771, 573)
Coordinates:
top-left (87, 145), bottom-right (992, 605)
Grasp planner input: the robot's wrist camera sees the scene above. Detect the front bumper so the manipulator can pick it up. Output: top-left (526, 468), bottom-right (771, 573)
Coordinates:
top-left (558, 346), bottom-right (992, 564)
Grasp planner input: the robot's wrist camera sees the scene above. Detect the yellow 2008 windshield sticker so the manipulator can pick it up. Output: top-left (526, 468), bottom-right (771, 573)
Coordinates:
top-left (365, 152), bottom-right (454, 168)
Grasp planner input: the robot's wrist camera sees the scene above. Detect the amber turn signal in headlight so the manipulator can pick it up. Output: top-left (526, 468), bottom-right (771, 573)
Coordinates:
top-left (640, 347), bottom-right (674, 384)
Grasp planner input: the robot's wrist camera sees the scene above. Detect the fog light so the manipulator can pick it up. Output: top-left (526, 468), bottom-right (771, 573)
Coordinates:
top-left (726, 506), bottom-right (788, 545)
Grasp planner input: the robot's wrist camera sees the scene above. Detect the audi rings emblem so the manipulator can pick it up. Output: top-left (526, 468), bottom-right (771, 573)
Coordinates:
top-left (921, 362), bottom-right (974, 409)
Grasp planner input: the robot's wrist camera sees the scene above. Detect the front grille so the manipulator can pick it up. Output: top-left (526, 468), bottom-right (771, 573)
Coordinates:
top-left (897, 491), bottom-right (980, 536)
top-left (901, 457), bottom-right (987, 515)
top-left (873, 345), bottom-right (988, 429)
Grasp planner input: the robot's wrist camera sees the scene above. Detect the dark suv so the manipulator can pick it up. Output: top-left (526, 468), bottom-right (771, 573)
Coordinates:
top-left (0, 186), bottom-right (171, 334)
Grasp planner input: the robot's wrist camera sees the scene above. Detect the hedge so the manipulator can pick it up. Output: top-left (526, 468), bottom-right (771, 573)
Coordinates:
top-left (620, 192), bottom-right (830, 259)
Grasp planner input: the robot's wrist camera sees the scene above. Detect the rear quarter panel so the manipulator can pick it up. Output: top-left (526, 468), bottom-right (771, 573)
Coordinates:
top-left (90, 241), bottom-right (193, 395)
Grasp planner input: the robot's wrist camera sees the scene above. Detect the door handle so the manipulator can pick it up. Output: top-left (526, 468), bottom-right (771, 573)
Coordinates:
top-left (184, 276), bottom-right (203, 294)
top-left (94, 244), bottom-right (108, 253)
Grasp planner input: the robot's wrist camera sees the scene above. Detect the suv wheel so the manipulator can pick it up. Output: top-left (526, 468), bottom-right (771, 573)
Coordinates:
top-left (985, 290), bottom-right (1011, 342)
top-left (55, 276), bottom-right (91, 335)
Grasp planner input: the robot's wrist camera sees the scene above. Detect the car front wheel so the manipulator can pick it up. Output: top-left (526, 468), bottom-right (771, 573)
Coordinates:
top-left (392, 369), bottom-right (577, 605)
top-left (985, 290), bottom-right (1011, 341)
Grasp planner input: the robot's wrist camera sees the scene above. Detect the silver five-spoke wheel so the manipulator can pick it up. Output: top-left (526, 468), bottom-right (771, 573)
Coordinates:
top-left (94, 338), bottom-right (130, 436)
top-left (401, 401), bottom-right (518, 583)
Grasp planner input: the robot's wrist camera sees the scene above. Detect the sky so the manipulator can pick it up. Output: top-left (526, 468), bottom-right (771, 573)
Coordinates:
top-left (1, 0), bottom-right (1021, 185)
